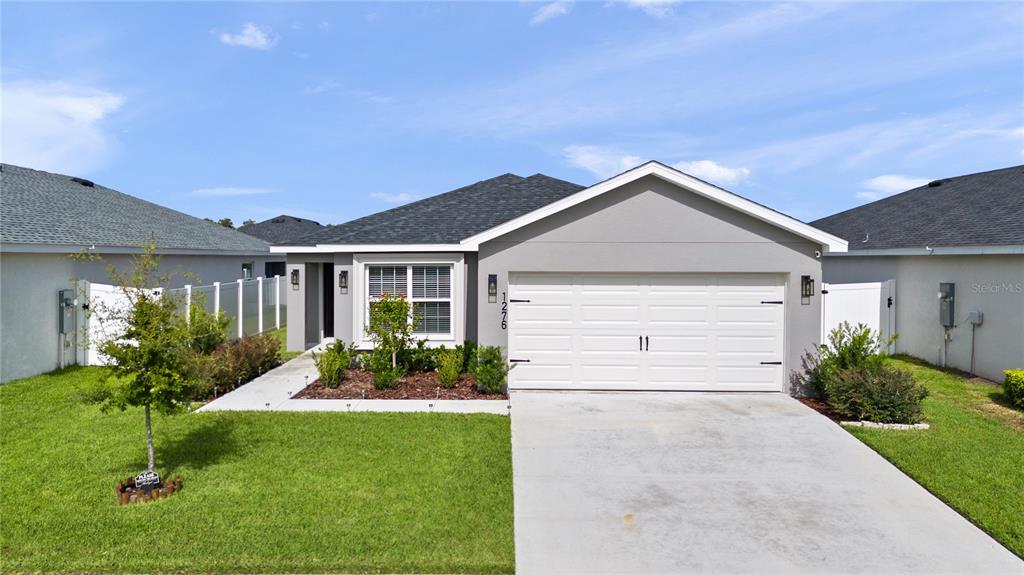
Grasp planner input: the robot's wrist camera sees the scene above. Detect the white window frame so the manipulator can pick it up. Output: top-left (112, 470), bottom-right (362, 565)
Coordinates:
top-left (352, 253), bottom-right (464, 348)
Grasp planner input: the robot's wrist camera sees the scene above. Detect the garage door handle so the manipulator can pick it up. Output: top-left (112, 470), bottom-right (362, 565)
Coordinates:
top-left (639, 336), bottom-right (643, 351)
top-left (760, 300), bottom-right (784, 304)
top-left (509, 358), bottom-right (530, 363)
top-left (510, 299), bottom-right (531, 303)
top-left (645, 336), bottom-right (649, 351)
top-left (760, 361), bottom-right (782, 365)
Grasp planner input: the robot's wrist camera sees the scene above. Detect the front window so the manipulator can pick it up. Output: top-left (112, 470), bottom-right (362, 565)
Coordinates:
top-left (367, 264), bottom-right (452, 336)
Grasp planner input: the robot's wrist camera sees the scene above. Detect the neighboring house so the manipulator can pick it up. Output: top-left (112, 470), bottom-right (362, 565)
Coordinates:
top-left (813, 165), bottom-right (1024, 383)
top-left (239, 215), bottom-right (323, 278)
top-left (274, 161), bottom-right (847, 392)
top-left (0, 163), bottom-right (276, 383)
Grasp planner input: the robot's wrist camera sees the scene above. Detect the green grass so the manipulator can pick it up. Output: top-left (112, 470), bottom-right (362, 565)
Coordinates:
top-left (0, 367), bottom-right (514, 573)
top-left (846, 356), bottom-right (1024, 557)
top-left (267, 327), bottom-right (302, 362)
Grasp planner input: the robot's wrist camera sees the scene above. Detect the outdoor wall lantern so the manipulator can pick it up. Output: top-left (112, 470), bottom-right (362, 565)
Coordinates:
top-left (488, 274), bottom-right (498, 303)
top-left (338, 270), bottom-right (348, 294)
top-left (801, 274), bottom-right (814, 305)
top-left (290, 269), bottom-right (300, 290)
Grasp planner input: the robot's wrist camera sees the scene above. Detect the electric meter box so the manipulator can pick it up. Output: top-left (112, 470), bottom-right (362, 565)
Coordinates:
top-left (58, 289), bottom-right (76, 335)
top-left (939, 282), bottom-right (955, 327)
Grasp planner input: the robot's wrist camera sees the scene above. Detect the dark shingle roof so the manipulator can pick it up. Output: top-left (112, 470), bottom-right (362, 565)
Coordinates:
top-left (289, 173), bottom-right (585, 245)
top-left (812, 165), bottom-right (1024, 250)
top-left (0, 164), bottom-right (270, 253)
top-left (239, 215), bottom-right (323, 244)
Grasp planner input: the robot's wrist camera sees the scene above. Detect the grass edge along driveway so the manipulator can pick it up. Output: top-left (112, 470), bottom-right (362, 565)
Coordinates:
top-left (0, 366), bottom-right (514, 574)
top-left (846, 357), bottom-right (1024, 558)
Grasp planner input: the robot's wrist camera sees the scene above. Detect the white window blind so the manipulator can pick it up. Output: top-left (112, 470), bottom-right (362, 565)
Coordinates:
top-left (366, 264), bottom-right (452, 336)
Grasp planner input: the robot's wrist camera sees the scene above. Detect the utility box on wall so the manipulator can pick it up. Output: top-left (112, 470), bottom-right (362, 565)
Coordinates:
top-left (939, 282), bottom-right (955, 327)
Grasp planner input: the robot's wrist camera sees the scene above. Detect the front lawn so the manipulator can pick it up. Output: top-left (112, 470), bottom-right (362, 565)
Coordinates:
top-left (0, 367), bottom-right (514, 573)
top-left (846, 356), bottom-right (1024, 557)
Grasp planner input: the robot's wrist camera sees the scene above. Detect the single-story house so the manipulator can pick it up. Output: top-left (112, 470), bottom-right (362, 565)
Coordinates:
top-left (0, 163), bottom-right (279, 383)
top-left (813, 165), bottom-right (1024, 383)
top-left (239, 215), bottom-right (323, 278)
top-left (274, 161), bottom-right (848, 391)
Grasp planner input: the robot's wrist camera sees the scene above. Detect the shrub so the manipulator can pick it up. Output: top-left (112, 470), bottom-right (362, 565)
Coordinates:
top-left (1004, 369), bottom-right (1024, 409)
top-left (436, 348), bottom-right (463, 388)
top-left (368, 347), bottom-right (404, 389)
top-left (188, 333), bottom-right (281, 398)
top-left (828, 365), bottom-right (928, 424)
top-left (313, 341), bottom-right (352, 388)
top-left (474, 345), bottom-right (511, 394)
top-left (458, 340), bottom-right (478, 373)
top-left (790, 322), bottom-right (893, 399)
top-left (186, 294), bottom-right (229, 354)
top-left (402, 339), bottom-right (437, 372)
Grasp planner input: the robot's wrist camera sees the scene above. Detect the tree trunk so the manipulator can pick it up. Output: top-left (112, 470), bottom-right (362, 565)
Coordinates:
top-left (392, 350), bottom-right (397, 369)
top-left (144, 403), bottom-right (155, 472)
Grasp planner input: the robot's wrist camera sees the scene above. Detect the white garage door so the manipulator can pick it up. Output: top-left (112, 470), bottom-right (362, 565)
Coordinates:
top-left (507, 273), bottom-right (786, 391)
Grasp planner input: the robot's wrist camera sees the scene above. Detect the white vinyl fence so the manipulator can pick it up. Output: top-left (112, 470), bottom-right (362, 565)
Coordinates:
top-left (86, 276), bottom-right (287, 366)
top-left (821, 280), bottom-right (896, 353)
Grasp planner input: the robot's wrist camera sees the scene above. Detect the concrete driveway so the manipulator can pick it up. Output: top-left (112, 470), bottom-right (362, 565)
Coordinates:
top-left (510, 391), bottom-right (1022, 574)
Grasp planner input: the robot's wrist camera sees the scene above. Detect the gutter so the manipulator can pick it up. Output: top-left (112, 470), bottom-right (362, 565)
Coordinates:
top-left (824, 245), bottom-right (1024, 257)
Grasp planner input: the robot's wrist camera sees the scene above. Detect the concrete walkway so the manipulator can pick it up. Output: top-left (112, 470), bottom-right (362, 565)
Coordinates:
top-left (511, 390), bottom-right (1023, 574)
top-left (198, 343), bottom-right (509, 415)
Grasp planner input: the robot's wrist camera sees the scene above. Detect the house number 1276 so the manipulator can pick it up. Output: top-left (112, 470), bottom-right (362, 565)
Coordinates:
top-left (500, 292), bottom-right (507, 330)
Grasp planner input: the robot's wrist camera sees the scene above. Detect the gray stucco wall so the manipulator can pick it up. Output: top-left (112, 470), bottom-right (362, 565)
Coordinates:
top-left (1, 251), bottom-right (274, 383)
top-left (823, 254), bottom-right (1024, 382)
top-left (475, 175), bottom-right (825, 388)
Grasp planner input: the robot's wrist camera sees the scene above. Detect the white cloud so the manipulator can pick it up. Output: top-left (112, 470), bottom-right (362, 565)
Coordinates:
top-left (531, 1), bottom-right (573, 25)
top-left (563, 145), bottom-right (643, 179)
top-left (0, 80), bottom-right (124, 175)
top-left (673, 160), bottom-right (751, 186)
top-left (856, 175), bottom-right (930, 201)
top-left (192, 187), bottom-right (274, 197)
top-left (370, 192), bottom-right (419, 204)
top-left (219, 23), bottom-right (277, 50)
top-left (622, 0), bottom-right (681, 18)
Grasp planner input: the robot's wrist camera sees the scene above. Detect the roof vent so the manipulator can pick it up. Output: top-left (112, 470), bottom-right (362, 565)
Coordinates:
top-left (70, 177), bottom-right (95, 187)
top-left (273, 218), bottom-right (286, 223)
top-left (927, 179), bottom-right (944, 188)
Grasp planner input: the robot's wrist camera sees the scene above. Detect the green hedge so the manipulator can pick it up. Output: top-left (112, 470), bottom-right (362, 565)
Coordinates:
top-left (1004, 369), bottom-right (1024, 409)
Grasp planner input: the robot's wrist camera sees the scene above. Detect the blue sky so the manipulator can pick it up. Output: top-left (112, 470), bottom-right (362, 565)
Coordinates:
top-left (2, 1), bottom-right (1022, 226)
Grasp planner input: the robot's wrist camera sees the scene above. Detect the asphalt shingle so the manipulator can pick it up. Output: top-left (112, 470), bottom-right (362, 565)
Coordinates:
top-left (238, 215), bottom-right (323, 244)
top-left (0, 164), bottom-right (270, 253)
top-left (812, 165), bottom-right (1024, 250)
top-left (288, 173), bottom-right (585, 245)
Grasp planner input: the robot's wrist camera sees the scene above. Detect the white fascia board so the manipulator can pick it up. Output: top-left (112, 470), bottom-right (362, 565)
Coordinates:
top-left (0, 243), bottom-right (272, 257)
top-left (460, 161), bottom-right (849, 253)
top-left (825, 245), bottom-right (1024, 257)
top-left (271, 244), bottom-right (468, 254)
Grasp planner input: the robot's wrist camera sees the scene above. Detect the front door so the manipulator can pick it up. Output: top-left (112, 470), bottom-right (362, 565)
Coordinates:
top-left (322, 263), bottom-right (334, 338)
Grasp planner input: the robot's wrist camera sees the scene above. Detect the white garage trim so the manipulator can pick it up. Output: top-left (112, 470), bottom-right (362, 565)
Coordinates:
top-left (507, 272), bottom-right (787, 392)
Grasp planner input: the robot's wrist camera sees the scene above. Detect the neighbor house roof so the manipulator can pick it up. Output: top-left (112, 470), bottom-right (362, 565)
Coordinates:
top-left (0, 164), bottom-right (270, 254)
top-left (239, 215), bottom-right (323, 244)
top-left (812, 165), bottom-right (1024, 253)
top-left (288, 173), bottom-right (585, 246)
top-left (278, 161), bottom-right (847, 253)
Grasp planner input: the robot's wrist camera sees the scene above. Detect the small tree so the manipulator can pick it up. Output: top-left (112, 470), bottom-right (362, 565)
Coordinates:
top-left (241, 218), bottom-right (256, 227)
top-left (91, 242), bottom-right (197, 474)
top-left (365, 292), bottom-right (416, 369)
top-left (217, 217), bottom-right (234, 228)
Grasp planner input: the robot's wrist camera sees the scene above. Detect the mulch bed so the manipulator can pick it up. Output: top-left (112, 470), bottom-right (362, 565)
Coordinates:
top-left (795, 396), bottom-right (846, 423)
top-left (293, 370), bottom-right (508, 400)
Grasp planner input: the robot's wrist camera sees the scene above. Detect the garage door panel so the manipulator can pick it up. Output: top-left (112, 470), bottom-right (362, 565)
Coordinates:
top-left (580, 334), bottom-right (642, 352)
top-left (647, 304), bottom-right (708, 326)
top-left (509, 273), bottom-right (785, 391)
top-left (515, 304), bottom-right (574, 326)
top-left (511, 333), bottom-right (573, 352)
top-left (580, 304), bottom-right (641, 326)
top-left (717, 365), bottom-right (780, 385)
